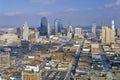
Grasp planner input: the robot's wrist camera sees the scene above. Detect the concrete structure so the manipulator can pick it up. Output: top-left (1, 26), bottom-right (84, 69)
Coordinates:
top-left (117, 27), bottom-right (120, 37)
top-left (40, 17), bottom-right (48, 36)
top-left (22, 71), bottom-right (41, 80)
top-left (75, 27), bottom-right (82, 36)
top-left (54, 19), bottom-right (63, 35)
top-left (92, 23), bottom-right (96, 36)
top-left (67, 32), bottom-right (73, 39)
top-left (91, 43), bottom-right (100, 54)
top-left (68, 25), bottom-right (73, 33)
top-left (47, 23), bottom-right (51, 36)
top-left (111, 20), bottom-right (115, 30)
top-left (101, 20), bottom-right (115, 44)
top-left (0, 52), bottom-right (10, 68)
top-left (23, 22), bottom-right (29, 41)
top-left (0, 33), bottom-right (19, 43)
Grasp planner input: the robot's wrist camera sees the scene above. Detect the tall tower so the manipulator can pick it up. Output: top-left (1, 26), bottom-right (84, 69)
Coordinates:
top-left (75, 27), bottom-right (82, 36)
top-left (23, 22), bottom-right (29, 41)
top-left (106, 27), bottom-right (111, 44)
top-left (54, 19), bottom-right (62, 35)
top-left (47, 23), bottom-right (51, 36)
top-left (68, 25), bottom-right (73, 33)
top-left (117, 27), bottom-right (120, 37)
top-left (111, 19), bottom-right (115, 43)
top-left (40, 17), bottom-right (48, 36)
top-left (35, 28), bottom-right (39, 42)
top-left (92, 23), bottom-right (96, 36)
top-left (112, 20), bottom-right (115, 30)
top-left (101, 25), bottom-right (111, 44)
top-left (101, 20), bottom-right (115, 44)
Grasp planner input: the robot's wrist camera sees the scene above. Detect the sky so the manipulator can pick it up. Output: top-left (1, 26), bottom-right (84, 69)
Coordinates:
top-left (0, 0), bottom-right (120, 27)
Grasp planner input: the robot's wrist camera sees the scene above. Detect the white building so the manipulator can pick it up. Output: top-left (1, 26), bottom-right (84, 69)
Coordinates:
top-left (48, 23), bottom-right (51, 36)
top-left (110, 20), bottom-right (115, 43)
top-left (112, 20), bottom-right (115, 30)
top-left (0, 33), bottom-right (19, 43)
top-left (92, 23), bottom-right (96, 36)
top-left (35, 28), bottom-right (39, 42)
top-left (75, 27), bottom-right (82, 36)
top-left (67, 32), bottom-right (72, 39)
top-left (22, 22), bottom-right (29, 41)
top-left (68, 25), bottom-right (73, 33)
top-left (24, 65), bottom-right (40, 72)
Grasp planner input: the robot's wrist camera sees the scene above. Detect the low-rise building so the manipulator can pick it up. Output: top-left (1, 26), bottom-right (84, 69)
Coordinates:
top-left (0, 52), bottom-right (10, 68)
top-left (91, 43), bottom-right (100, 54)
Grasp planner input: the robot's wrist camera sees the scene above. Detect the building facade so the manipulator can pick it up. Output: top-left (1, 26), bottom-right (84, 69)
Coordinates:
top-left (0, 52), bottom-right (10, 68)
top-left (92, 23), bottom-right (96, 36)
top-left (75, 27), bottom-right (82, 36)
top-left (54, 19), bottom-right (62, 35)
top-left (23, 22), bottom-right (29, 41)
top-left (40, 17), bottom-right (48, 36)
top-left (22, 71), bottom-right (42, 80)
top-left (101, 20), bottom-right (115, 44)
top-left (117, 27), bottom-right (120, 37)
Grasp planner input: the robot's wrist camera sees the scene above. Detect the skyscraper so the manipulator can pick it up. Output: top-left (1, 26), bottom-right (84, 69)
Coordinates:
top-left (47, 23), bottom-right (51, 36)
top-left (111, 20), bottom-right (115, 43)
top-left (101, 20), bottom-right (115, 44)
top-left (92, 23), bottom-right (96, 36)
top-left (54, 19), bottom-right (62, 35)
top-left (112, 20), bottom-right (115, 30)
top-left (67, 25), bottom-right (73, 39)
top-left (17, 27), bottom-right (22, 38)
top-left (68, 25), bottom-right (73, 33)
top-left (117, 27), bottom-right (120, 37)
top-left (101, 25), bottom-right (111, 44)
top-left (40, 17), bottom-right (48, 36)
top-left (75, 27), bottom-right (82, 36)
top-left (35, 28), bottom-right (39, 42)
top-left (23, 22), bottom-right (29, 41)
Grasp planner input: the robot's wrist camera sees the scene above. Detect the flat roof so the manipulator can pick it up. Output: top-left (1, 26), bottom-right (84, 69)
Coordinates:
top-left (41, 70), bottom-right (67, 80)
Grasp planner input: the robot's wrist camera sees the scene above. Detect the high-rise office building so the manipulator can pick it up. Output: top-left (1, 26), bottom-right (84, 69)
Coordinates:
top-left (23, 22), bottom-right (29, 41)
top-left (101, 20), bottom-right (115, 44)
top-left (68, 25), bottom-right (73, 33)
top-left (40, 17), bottom-right (48, 36)
top-left (54, 19), bottom-right (62, 34)
top-left (117, 27), bottom-right (120, 37)
top-left (101, 23), bottom-right (106, 43)
top-left (67, 25), bottom-right (73, 39)
top-left (111, 20), bottom-right (115, 43)
top-left (101, 25), bottom-right (111, 44)
top-left (106, 27), bottom-right (111, 44)
top-left (75, 27), bottom-right (82, 36)
top-left (17, 27), bottom-right (22, 38)
top-left (112, 20), bottom-right (115, 30)
top-left (35, 28), bottom-right (39, 42)
top-left (92, 23), bottom-right (96, 36)
top-left (47, 23), bottom-right (51, 36)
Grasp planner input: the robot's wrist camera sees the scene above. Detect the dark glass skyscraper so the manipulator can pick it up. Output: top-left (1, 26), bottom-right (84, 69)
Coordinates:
top-left (54, 19), bottom-right (62, 35)
top-left (40, 17), bottom-right (48, 36)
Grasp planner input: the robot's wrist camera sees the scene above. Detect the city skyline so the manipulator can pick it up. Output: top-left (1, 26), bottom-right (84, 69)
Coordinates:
top-left (0, 0), bottom-right (120, 27)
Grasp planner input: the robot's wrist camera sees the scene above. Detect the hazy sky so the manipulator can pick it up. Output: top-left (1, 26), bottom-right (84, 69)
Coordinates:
top-left (0, 0), bottom-right (120, 27)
